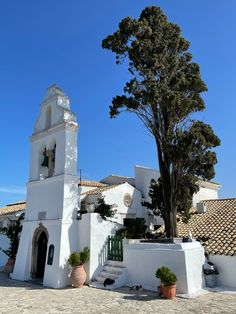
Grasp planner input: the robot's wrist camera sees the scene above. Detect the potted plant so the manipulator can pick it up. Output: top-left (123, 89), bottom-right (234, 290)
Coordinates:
top-left (155, 266), bottom-right (177, 299)
top-left (68, 247), bottom-right (90, 288)
top-left (0, 217), bottom-right (22, 273)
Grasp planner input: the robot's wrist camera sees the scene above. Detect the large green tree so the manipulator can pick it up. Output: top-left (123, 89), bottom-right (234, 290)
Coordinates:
top-left (102, 6), bottom-right (220, 237)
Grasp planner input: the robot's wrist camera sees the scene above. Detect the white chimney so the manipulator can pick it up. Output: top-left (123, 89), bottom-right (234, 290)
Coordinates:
top-left (196, 202), bottom-right (207, 214)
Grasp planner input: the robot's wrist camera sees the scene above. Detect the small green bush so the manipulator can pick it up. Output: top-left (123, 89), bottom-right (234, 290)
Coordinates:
top-left (0, 217), bottom-right (23, 259)
top-left (116, 218), bottom-right (147, 239)
top-left (155, 266), bottom-right (177, 286)
top-left (94, 197), bottom-right (115, 220)
top-left (80, 247), bottom-right (90, 264)
top-left (68, 247), bottom-right (90, 267)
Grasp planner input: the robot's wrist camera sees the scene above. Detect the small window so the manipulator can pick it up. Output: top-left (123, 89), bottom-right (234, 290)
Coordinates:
top-left (45, 106), bottom-right (51, 129)
top-left (47, 244), bottom-right (54, 265)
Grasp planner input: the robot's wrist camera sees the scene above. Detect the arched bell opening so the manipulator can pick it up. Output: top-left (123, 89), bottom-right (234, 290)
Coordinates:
top-left (38, 142), bottom-right (48, 180)
top-left (31, 226), bottom-right (49, 280)
top-left (38, 140), bottom-right (57, 179)
top-left (47, 139), bottom-right (57, 177)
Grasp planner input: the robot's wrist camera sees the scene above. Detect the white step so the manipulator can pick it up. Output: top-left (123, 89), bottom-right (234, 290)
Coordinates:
top-left (100, 271), bottom-right (118, 280)
top-left (103, 265), bottom-right (124, 274)
top-left (107, 260), bottom-right (125, 267)
top-left (94, 276), bottom-right (107, 283)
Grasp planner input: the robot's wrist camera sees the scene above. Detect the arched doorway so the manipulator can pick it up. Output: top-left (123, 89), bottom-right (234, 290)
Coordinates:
top-left (36, 231), bottom-right (48, 278)
top-left (32, 226), bottom-right (48, 280)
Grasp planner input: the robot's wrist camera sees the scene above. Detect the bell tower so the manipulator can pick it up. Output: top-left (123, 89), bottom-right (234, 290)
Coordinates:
top-left (12, 85), bottom-right (80, 288)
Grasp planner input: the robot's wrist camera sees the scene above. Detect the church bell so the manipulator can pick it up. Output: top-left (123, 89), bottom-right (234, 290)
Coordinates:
top-left (41, 149), bottom-right (49, 167)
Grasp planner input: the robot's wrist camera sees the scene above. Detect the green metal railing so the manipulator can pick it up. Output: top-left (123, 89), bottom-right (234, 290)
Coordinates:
top-left (107, 236), bottom-right (123, 261)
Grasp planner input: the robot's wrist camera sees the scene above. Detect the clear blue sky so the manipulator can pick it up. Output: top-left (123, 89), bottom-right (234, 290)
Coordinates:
top-left (0, 0), bottom-right (235, 207)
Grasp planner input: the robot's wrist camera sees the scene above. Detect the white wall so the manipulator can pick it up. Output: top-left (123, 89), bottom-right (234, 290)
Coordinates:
top-left (83, 183), bottom-right (143, 224)
top-left (34, 85), bottom-right (73, 134)
top-left (135, 165), bottom-right (160, 199)
top-left (0, 234), bottom-right (9, 266)
top-left (135, 166), bottom-right (163, 225)
top-left (123, 241), bottom-right (205, 294)
top-left (193, 186), bottom-right (218, 207)
top-left (209, 255), bottom-right (236, 288)
top-left (12, 219), bottom-right (80, 288)
top-left (78, 213), bottom-right (122, 281)
top-left (25, 175), bottom-right (79, 221)
top-left (29, 123), bottom-right (78, 182)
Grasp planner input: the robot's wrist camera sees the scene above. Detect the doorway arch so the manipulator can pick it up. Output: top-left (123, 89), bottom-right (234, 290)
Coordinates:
top-left (32, 226), bottom-right (48, 279)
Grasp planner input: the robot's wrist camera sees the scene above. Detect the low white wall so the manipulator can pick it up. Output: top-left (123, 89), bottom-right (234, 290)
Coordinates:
top-left (0, 234), bottom-right (9, 266)
top-left (123, 242), bottom-right (205, 294)
top-left (78, 213), bottom-right (122, 281)
top-left (209, 255), bottom-right (236, 288)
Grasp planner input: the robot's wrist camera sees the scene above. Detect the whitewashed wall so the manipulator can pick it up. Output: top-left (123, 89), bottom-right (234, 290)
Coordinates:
top-left (193, 186), bottom-right (218, 207)
top-left (135, 165), bottom-right (160, 199)
top-left (209, 255), bottom-right (236, 288)
top-left (83, 183), bottom-right (143, 224)
top-left (135, 165), bottom-right (163, 225)
top-left (0, 234), bottom-right (9, 266)
top-left (123, 241), bottom-right (205, 294)
top-left (78, 213), bottom-right (122, 281)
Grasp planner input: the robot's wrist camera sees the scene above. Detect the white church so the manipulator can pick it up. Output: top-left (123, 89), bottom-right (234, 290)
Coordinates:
top-left (1, 85), bottom-right (222, 291)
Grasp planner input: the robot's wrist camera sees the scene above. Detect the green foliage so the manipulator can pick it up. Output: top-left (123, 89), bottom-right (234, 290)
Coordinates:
top-left (80, 246), bottom-right (90, 264)
top-left (94, 197), bottom-right (115, 220)
top-left (68, 252), bottom-right (81, 267)
top-left (102, 6), bottom-right (220, 237)
top-left (142, 178), bottom-right (165, 218)
top-left (156, 266), bottom-right (177, 286)
top-left (143, 176), bottom-right (197, 223)
top-left (68, 247), bottom-right (90, 267)
top-left (0, 217), bottom-right (22, 259)
top-left (116, 218), bottom-right (147, 239)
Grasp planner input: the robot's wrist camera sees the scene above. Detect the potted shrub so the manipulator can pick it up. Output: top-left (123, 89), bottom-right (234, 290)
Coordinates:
top-left (155, 266), bottom-right (177, 299)
top-left (68, 247), bottom-right (90, 288)
top-left (0, 217), bottom-right (22, 273)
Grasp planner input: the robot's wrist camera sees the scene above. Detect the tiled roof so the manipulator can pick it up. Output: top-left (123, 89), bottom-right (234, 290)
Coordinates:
top-left (177, 198), bottom-right (236, 256)
top-left (82, 184), bottom-right (121, 196)
top-left (0, 201), bottom-right (26, 216)
top-left (80, 180), bottom-right (107, 187)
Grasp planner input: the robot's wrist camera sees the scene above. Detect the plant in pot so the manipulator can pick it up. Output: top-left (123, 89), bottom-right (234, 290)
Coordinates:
top-left (0, 217), bottom-right (23, 273)
top-left (155, 266), bottom-right (177, 299)
top-left (68, 247), bottom-right (90, 288)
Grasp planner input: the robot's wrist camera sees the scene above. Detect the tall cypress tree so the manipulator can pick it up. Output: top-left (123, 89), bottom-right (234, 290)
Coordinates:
top-left (102, 6), bottom-right (220, 237)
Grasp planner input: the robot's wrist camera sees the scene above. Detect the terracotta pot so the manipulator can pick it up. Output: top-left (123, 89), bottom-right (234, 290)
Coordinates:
top-left (5, 258), bottom-right (15, 274)
top-left (70, 265), bottom-right (87, 288)
top-left (161, 284), bottom-right (176, 299)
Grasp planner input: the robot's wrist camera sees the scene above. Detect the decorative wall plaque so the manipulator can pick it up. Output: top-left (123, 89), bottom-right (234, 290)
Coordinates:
top-left (38, 211), bottom-right (46, 220)
top-left (123, 193), bottom-right (133, 207)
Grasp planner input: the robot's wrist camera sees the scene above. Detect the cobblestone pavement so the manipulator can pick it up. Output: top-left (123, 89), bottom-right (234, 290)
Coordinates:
top-left (0, 273), bottom-right (235, 314)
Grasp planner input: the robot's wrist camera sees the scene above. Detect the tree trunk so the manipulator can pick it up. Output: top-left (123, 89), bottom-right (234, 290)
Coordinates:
top-left (156, 142), bottom-right (178, 238)
top-left (169, 209), bottom-right (178, 238)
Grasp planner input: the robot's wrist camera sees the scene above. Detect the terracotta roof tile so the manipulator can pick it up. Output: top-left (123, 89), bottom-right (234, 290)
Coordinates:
top-left (80, 180), bottom-right (107, 187)
top-left (177, 198), bottom-right (236, 256)
top-left (0, 201), bottom-right (26, 216)
top-left (82, 184), bottom-right (121, 196)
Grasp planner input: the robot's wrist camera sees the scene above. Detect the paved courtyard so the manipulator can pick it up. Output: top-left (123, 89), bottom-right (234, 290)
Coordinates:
top-left (0, 273), bottom-right (235, 314)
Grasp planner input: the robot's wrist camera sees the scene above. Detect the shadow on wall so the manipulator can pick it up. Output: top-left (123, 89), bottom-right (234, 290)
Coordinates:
top-left (63, 183), bottom-right (80, 220)
top-left (90, 215), bottom-right (122, 280)
top-left (98, 239), bottom-right (108, 269)
top-left (65, 139), bottom-right (77, 175)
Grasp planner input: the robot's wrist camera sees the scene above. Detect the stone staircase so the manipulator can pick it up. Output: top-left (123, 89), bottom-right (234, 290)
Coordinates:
top-left (89, 260), bottom-right (126, 290)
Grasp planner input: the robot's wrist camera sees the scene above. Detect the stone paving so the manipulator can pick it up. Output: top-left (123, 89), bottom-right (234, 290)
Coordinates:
top-left (0, 273), bottom-right (236, 314)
